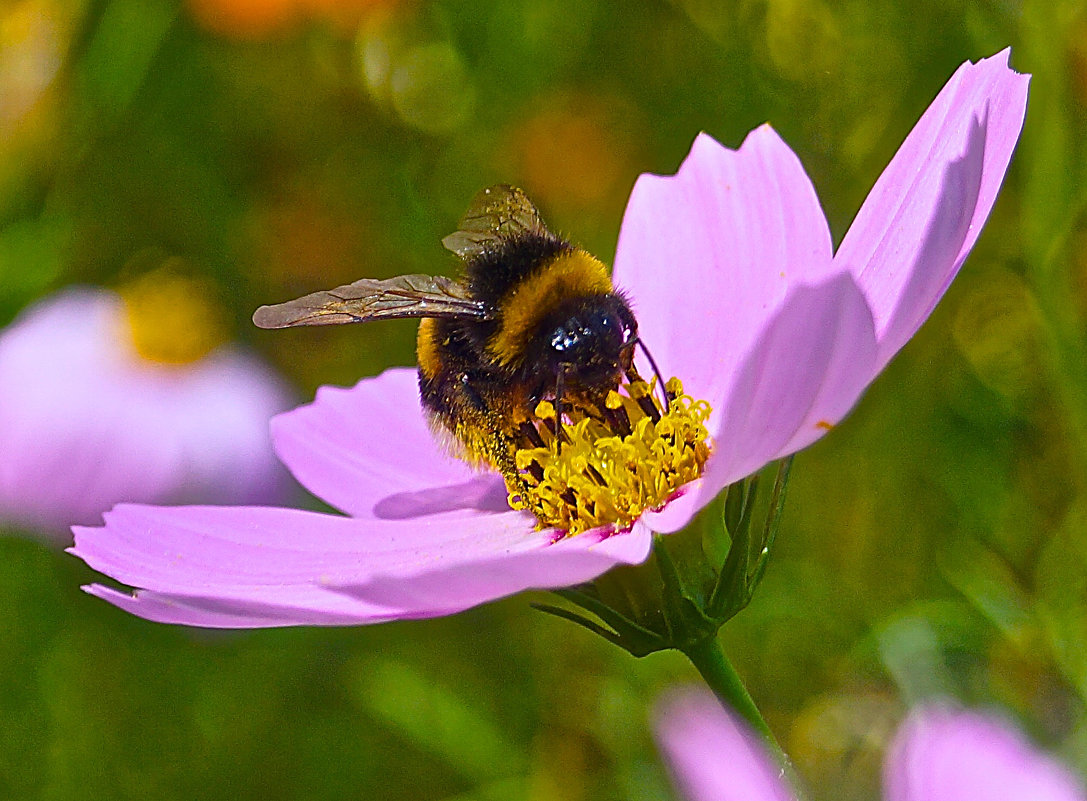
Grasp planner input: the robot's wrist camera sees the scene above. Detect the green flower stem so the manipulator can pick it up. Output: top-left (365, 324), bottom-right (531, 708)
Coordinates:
top-left (681, 635), bottom-right (784, 759)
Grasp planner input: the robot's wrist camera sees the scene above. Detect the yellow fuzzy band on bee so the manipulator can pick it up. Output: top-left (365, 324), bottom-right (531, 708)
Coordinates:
top-left (416, 318), bottom-right (442, 380)
top-left (486, 249), bottom-right (613, 366)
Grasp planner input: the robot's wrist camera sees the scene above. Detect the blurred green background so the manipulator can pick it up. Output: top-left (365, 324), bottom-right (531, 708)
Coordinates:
top-left (1, 0), bottom-right (1086, 799)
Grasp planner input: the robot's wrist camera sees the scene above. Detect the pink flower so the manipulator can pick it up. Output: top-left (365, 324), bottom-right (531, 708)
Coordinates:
top-left (0, 288), bottom-right (293, 539)
top-left (72, 51), bottom-right (1027, 627)
top-left (654, 689), bottom-right (1085, 801)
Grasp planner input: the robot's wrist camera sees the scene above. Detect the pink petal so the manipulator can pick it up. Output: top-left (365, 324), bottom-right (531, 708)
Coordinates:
top-left (83, 583), bottom-right (406, 628)
top-left (654, 688), bottom-right (796, 801)
top-left (0, 289), bottom-right (291, 537)
top-left (70, 503), bottom-right (649, 627)
top-left (834, 49), bottom-right (1030, 370)
top-left (708, 274), bottom-right (877, 480)
top-left (646, 273), bottom-right (877, 533)
top-left (613, 127), bottom-right (835, 417)
top-left (72, 504), bottom-right (541, 590)
top-left (345, 520), bottom-right (653, 612)
top-left (885, 706), bottom-right (1086, 801)
top-left (271, 368), bottom-right (508, 519)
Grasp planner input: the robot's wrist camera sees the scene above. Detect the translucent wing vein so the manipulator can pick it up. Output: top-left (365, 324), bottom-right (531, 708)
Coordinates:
top-left (252, 275), bottom-right (489, 328)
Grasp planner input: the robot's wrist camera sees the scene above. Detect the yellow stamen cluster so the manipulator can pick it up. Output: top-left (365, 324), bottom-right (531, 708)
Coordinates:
top-left (507, 378), bottom-right (711, 536)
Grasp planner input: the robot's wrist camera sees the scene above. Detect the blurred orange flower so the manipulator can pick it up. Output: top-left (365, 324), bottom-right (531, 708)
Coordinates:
top-left (187, 0), bottom-right (407, 38)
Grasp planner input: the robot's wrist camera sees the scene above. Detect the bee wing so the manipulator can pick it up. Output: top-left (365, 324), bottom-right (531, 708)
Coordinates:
top-left (252, 274), bottom-right (489, 328)
top-left (441, 184), bottom-right (550, 259)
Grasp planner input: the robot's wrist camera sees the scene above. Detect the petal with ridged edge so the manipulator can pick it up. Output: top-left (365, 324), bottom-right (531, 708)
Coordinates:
top-left (835, 49), bottom-right (1030, 371)
top-left (612, 126), bottom-right (835, 432)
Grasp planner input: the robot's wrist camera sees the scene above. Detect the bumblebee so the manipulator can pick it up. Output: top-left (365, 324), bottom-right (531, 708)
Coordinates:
top-left (253, 185), bottom-right (665, 495)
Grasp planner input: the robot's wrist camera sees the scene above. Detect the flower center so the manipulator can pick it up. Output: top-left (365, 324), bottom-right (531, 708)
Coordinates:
top-left (505, 377), bottom-right (711, 536)
top-left (119, 266), bottom-right (228, 365)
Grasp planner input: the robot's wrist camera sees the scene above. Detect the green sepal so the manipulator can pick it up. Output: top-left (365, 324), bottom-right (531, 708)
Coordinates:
top-left (652, 534), bottom-right (720, 649)
top-left (548, 587), bottom-right (667, 657)
top-left (708, 476), bottom-right (759, 619)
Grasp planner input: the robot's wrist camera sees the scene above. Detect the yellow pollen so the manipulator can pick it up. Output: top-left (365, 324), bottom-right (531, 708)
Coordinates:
top-left (119, 264), bottom-right (228, 365)
top-left (505, 378), bottom-right (712, 536)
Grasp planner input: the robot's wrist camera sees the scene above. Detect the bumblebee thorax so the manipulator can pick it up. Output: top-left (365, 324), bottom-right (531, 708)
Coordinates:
top-left (485, 248), bottom-right (619, 368)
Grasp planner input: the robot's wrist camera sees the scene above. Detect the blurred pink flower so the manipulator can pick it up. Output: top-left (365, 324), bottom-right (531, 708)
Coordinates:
top-left (72, 51), bottom-right (1027, 627)
top-left (654, 689), bottom-right (1085, 801)
top-left (0, 287), bottom-right (293, 539)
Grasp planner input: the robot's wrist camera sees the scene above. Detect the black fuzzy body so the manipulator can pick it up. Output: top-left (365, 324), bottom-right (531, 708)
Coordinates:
top-left (416, 230), bottom-right (637, 471)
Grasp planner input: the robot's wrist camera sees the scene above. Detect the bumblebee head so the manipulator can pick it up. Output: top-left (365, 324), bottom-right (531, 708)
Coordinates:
top-left (539, 293), bottom-right (638, 390)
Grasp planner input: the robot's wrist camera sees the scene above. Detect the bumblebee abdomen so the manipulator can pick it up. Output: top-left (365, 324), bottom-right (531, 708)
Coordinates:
top-left (416, 315), bottom-right (516, 467)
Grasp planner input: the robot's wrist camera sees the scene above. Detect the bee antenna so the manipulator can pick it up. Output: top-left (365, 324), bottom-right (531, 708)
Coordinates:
top-left (555, 363), bottom-right (567, 455)
top-left (633, 338), bottom-right (670, 412)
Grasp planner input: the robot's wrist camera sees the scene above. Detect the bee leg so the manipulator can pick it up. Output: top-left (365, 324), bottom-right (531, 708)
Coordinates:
top-left (490, 432), bottom-right (536, 511)
top-left (518, 420), bottom-right (546, 448)
top-left (555, 363), bottom-right (568, 454)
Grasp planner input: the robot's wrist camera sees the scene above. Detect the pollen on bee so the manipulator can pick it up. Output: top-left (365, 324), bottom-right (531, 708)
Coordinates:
top-left (503, 377), bottom-right (712, 536)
